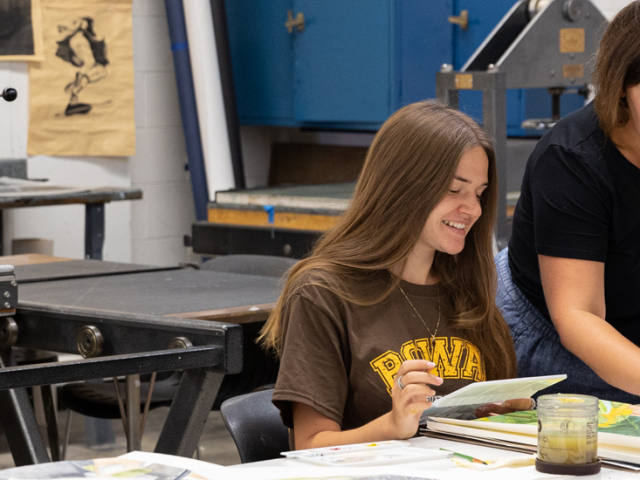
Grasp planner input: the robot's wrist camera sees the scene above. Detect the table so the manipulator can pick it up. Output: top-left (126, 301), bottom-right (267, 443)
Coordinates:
top-left (229, 437), bottom-right (634, 479)
top-left (0, 429), bottom-right (633, 479)
top-left (0, 255), bottom-right (281, 467)
top-left (0, 186), bottom-right (142, 259)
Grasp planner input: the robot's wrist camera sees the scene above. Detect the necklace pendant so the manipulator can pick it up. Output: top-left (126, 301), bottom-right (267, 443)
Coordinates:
top-left (431, 336), bottom-right (436, 348)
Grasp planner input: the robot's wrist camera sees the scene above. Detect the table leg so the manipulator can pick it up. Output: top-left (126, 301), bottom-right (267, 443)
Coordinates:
top-left (0, 209), bottom-right (3, 256)
top-left (125, 374), bottom-right (142, 452)
top-left (0, 347), bottom-right (50, 466)
top-left (154, 368), bottom-right (223, 457)
top-left (41, 385), bottom-right (60, 461)
top-left (85, 203), bottom-right (105, 260)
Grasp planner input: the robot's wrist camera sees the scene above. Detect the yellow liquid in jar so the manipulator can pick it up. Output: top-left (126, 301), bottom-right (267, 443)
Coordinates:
top-left (538, 431), bottom-right (598, 465)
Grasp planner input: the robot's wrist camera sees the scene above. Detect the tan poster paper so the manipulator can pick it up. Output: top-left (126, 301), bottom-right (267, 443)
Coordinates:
top-left (28, 0), bottom-right (135, 156)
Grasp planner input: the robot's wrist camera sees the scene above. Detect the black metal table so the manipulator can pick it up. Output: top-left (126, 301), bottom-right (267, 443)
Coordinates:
top-left (0, 186), bottom-right (143, 259)
top-left (0, 258), bottom-right (281, 467)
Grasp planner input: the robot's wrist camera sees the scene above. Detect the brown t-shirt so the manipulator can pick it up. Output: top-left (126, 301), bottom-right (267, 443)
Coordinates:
top-left (273, 272), bottom-right (486, 433)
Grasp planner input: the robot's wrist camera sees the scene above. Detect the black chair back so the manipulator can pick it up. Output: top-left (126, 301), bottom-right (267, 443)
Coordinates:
top-left (220, 389), bottom-right (289, 463)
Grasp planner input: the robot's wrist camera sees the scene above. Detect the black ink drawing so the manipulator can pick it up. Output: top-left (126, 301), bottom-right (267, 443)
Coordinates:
top-left (55, 17), bottom-right (109, 116)
top-left (0, 0), bottom-right (35, 56)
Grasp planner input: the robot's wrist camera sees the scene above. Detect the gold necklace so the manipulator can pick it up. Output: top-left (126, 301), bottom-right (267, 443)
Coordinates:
top-left (398, 283), bottom-right (441, 348)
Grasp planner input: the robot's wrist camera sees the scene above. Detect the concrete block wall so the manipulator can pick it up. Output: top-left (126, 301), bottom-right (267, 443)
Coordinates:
top-left (130, 0), bottom-right (195, 266)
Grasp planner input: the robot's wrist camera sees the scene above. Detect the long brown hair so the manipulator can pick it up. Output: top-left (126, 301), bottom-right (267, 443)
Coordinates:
top-left (260, 101), bottom-right (517, 380)
top-left (593, 1), bottom-right (640, 135)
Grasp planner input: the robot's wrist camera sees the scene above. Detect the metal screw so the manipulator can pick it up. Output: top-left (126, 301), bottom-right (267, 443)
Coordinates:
top-left (10, 281), bottom-right (16, 287)
top-left (569, 53), bottom-right (575, 60)
top-left (3, 292), bottom-right (9, 298)
top-left (440, 64), bottom-right (453, 73)
top-left (283, 244), bottom-right (292, 256)
top-left (4, 302), bottom-right (10, 309)
top-left (550, 70), bottom-right (556, 77)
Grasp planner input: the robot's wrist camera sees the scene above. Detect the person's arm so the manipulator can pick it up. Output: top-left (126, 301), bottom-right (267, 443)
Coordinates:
top-left (292, 359), bottom-right (441, 449)
top-left (539, 254), bottom-right (640, 396)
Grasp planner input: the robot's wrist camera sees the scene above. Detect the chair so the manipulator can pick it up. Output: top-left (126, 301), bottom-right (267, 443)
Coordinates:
top-left (220, 388), bottom-right (290, 463)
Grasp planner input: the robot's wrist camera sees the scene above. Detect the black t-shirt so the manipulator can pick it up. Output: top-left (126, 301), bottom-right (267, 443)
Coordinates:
top-left (508, 103), bottom-right (640, 346)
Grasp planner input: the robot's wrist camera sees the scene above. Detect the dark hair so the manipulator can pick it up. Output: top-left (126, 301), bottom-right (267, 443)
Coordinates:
top-left (593, 1), bottom-right (640, 135)
top-left (260, 101), bottom-right (517, 381)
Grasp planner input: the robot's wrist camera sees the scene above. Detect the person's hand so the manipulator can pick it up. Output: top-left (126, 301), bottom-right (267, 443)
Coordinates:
top-left (388, 360), bottom-right (443, 438)
top-left (474, 398), bottom-right (535, 417)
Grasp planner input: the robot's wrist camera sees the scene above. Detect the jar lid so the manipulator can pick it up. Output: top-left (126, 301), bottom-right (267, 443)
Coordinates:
top-left (535, 458), bottom-right (602, 476)
top-left (537, 394), bottom-right (599, 410)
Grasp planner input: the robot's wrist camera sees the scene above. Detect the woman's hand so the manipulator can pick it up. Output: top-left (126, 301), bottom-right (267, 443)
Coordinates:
top-left (388, 359), bottom-right (443, 438)
top-left (474, 397), bottom-right (535, 417)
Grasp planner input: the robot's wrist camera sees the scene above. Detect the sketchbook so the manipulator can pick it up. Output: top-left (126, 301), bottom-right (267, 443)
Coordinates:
top-left (418, 373), bottom-right (567, 423)
top-left (0, 457), bottom-right (195, 480)
top-left (423, 399), bottom-right (640, 465)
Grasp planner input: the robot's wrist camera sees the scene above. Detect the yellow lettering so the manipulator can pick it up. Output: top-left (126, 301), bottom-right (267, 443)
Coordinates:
top-left (414, 338), bottom-right (431, 361)
top-left (401, 339), bottom-right (428, 360)
top-left (369, 337), bottom-right (486, 393)
top-left (432, 338), bottom-right (465, 379)
top-left (370, 350), bottom-right (404, 395)
top-left (461, 341), bottom-right (486, 381)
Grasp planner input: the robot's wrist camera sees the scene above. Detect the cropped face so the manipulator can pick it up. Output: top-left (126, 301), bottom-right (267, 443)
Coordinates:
top-left (624, 83), bottom-right (640, 143)
top-left (418, 146), bottom-right (489, 256)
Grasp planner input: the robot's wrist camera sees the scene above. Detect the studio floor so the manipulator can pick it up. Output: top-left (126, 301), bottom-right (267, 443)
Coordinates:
top-left (0, 406), bottom-right (241, 470)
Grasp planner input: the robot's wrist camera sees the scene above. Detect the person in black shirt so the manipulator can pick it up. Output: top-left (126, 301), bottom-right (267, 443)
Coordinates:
top-left (496, 1), bottom-right (640, 403)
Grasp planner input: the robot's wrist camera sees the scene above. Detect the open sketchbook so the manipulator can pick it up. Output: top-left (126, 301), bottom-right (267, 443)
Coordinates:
top-left (418, 374), bottom-right (566, 423)
top-left (0, 457), bottom-right (198, 480)
top-left (423, 400), bottom-right (640, 465)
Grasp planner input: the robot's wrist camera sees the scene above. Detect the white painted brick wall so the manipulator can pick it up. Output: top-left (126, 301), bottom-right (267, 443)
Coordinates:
top-left (130, 1), bottom-right (194, 266)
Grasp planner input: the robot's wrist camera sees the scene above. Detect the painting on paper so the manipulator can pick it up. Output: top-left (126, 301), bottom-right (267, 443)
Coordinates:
top-left (28, 0), bottom-right (135, 156)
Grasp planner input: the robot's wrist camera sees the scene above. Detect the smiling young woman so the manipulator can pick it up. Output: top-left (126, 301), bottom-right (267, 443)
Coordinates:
top-left (259, 101), bottom-right (524, 450)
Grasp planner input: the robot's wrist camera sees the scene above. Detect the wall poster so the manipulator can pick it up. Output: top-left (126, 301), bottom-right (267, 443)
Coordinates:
top-left (0, 0), bottom-right (44, 62)
top-left (27, 0), bottom-right (135, 156)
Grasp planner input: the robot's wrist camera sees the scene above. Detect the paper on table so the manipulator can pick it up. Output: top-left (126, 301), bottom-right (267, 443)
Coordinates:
top-left (119, 451), bottom-right (226, 476)
top-left (285, 447), bottom-right (449, 467)
top-left (0, 456), bottom-right (194, 480)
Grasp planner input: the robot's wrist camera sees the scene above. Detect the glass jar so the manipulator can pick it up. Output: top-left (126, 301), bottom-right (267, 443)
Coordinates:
top-left (536, 394), bottom-right (600, 475)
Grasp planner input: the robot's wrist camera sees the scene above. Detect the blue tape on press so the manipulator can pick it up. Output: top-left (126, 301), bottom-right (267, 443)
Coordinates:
top-left (171, 42), bottom-right (188, 51)
top-left (263, 205), bottom-right (275, 224)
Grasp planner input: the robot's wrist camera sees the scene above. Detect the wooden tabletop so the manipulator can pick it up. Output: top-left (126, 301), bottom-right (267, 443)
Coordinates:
top-left (0, 254), bottom-right (73, 266)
